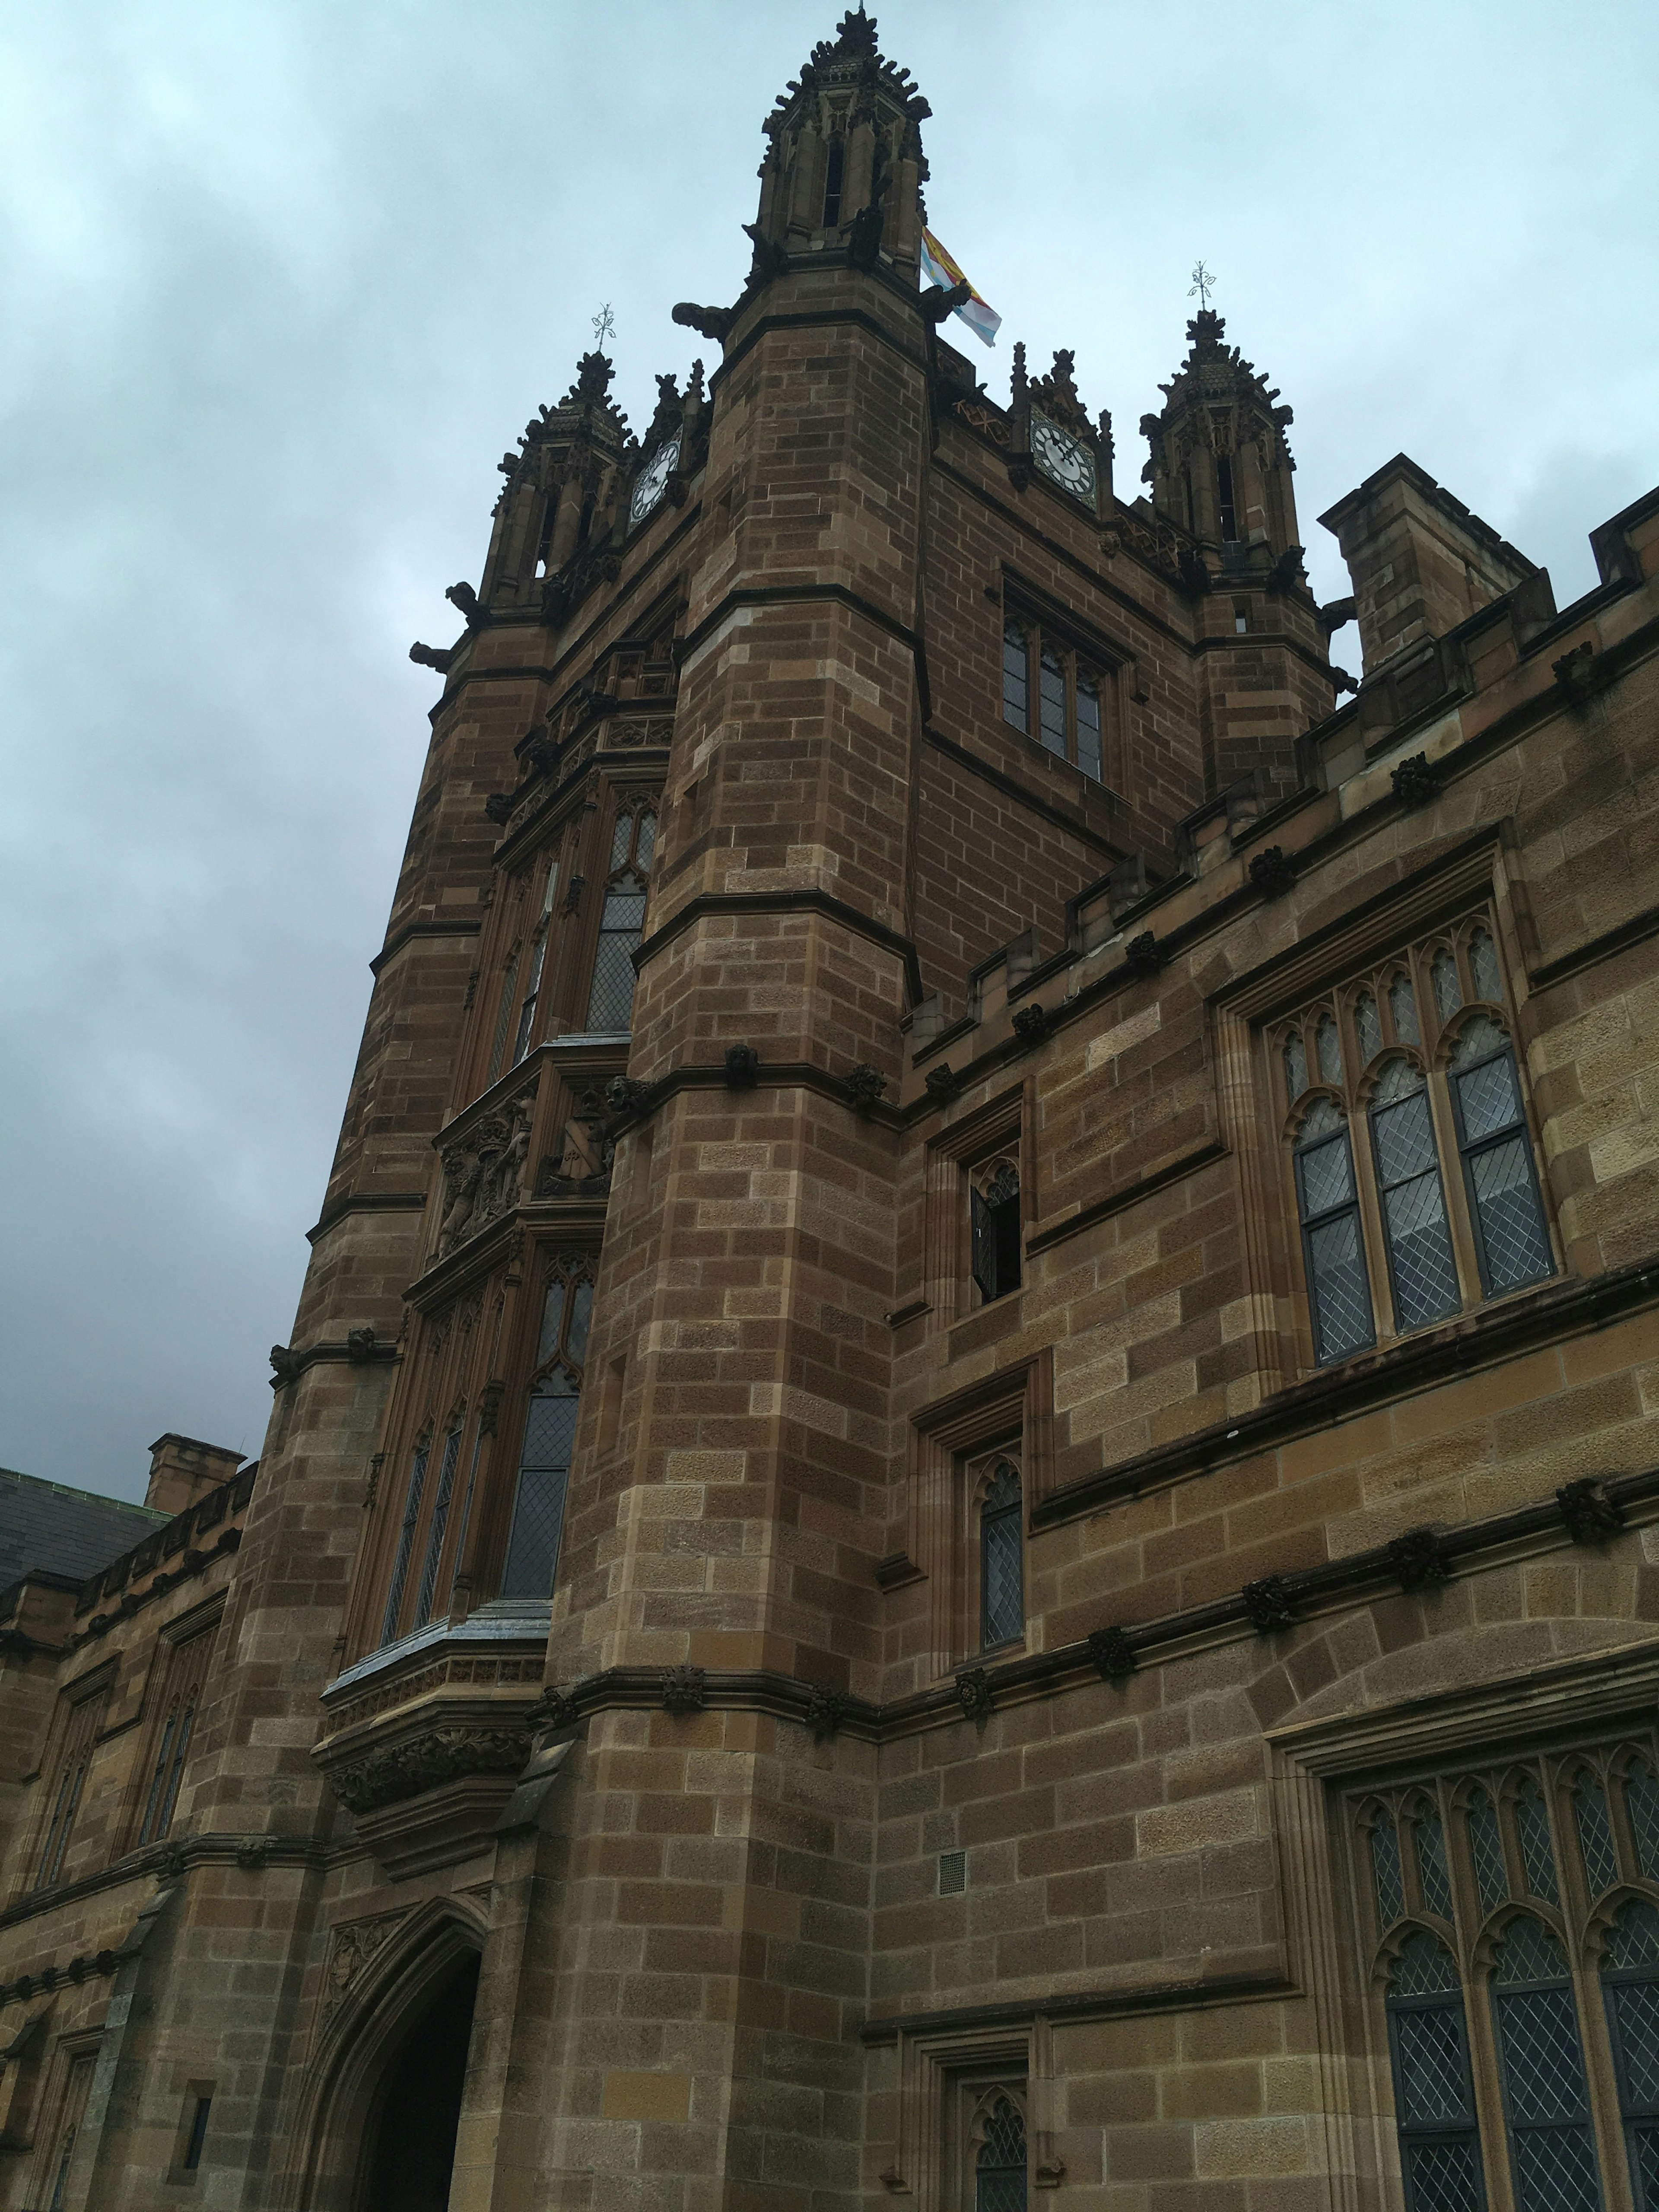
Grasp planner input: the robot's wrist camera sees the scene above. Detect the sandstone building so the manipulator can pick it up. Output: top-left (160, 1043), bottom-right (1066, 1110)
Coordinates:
top-left (3, 12), bottom-right (1658, 2210)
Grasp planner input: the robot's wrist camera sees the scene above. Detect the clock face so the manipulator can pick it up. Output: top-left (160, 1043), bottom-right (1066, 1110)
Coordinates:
top-left (629, 435), bottom-right (681, 528)
top-left (1030, 412), bottom-right (1096, 505)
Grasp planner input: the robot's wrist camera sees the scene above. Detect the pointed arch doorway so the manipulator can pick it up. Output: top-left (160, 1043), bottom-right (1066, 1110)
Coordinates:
top-left (357, 1950), bottom-right (479, 2212)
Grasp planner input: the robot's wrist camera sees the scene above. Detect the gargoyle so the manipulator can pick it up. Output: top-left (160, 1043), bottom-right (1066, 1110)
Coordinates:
top-left (409, 642), bottom-right (455, 674)
top-left (921, 278), bottom-right (971, 325)
top-left (673, 301), bottom-right (735, 343)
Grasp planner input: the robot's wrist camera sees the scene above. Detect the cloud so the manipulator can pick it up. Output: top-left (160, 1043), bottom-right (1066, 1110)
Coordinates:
top-left (0, 0), bottom-right (1654, 1497)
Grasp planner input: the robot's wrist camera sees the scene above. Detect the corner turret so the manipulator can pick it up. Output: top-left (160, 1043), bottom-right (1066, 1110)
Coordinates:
top-left (1142, 309), bottom-right (1301, 574)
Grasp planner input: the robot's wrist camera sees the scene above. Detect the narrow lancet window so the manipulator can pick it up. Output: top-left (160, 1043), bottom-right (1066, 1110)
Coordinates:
top-left (1294, 1096), bottom-right (1373, 1363)
top-left (979, 1460), bottom-right (1024, 1649)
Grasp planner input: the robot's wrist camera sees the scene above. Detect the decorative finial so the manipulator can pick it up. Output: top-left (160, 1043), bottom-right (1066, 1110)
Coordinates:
top-left (1188, 259), bottom-right (1216, 311)
top-left (591, 302), bottom-right (617, 350)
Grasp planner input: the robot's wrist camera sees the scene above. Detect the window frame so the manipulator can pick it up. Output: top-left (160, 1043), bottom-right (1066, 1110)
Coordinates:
top-left (498, 1256), bottom-right (595, 1604)
top-left (999, 610), bottom-right (1116, 789)
top-left (582, 800), bottom-right (657, 1038)
top-left (969, 1155), bottom-right (1022, 1306)
top-left (975, 1456), bottom-right (1025, 1654)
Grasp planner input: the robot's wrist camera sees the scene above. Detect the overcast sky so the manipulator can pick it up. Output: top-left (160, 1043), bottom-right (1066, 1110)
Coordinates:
top-left (2, 2), bottom-right (1655, 1503)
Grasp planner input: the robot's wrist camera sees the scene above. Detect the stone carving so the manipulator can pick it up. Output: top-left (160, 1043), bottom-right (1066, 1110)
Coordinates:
top-left (527, 1686), bottom-right (578, 1736)
top-left (1027, 349), bottom-right (1091, 439)
top-left (661, 1665), bottom-right (708, 1716)
top-left (1553, 641), bottom-right (1603, 699)
top-left (604, 1074), bottom-right (653, 1119)
top-left (445, 580), bottom-right (480, 625)
top-left (805, 1684), bottom-right (850, 1740)
top-left (324, 1909), bottom-right (412, 2015)
top-left (409, 641), bottom-right (455, 674)
top-left (956, 1667), bottom-right (993, 1722)
top-left (1557, 1478), bottom-right (1624, 1543)
top-left (152, 1840), bottom-right (188, 1884)
top-left (1248, 845), bottom-right (1296, 899)
top-left (846, 1062), bottom-right (887, 1110)
top-left (484, 792), bottom-right (515, 826)
top-left (326, 1727), bottom-right (531, 1816)
top-left (269, 1344), bottom-right (300, 1386)
top-left (724, 1043), bottom-right (760, 1088)
top-left (235, 1836), bottom-right (275, 1872)
top-left (924, 1064), bottom-right (957, 1103)
top-left (1123, 931), bottom-right (1163, 977)
top-left (346, 1326), bottom-right (376, 1364)
top-left (1387, 1526), bottom-right (1449, 1593)
top-left (1390, 753), bottom-right (1441, 809)
top-left (673, 301), bottom-right (736, 344)
top-left (436, 1090), bottom-right (536, 1258)
top-left (921, 277), bottom-right (971, 325)
top-left (1087, 1627), bottom-right (1137, 1681)
top-left (363, 1452), bottom-right (385, 1511)
top-left (1011, 1003), bottom-right (1049, 1046)
top-left (1241, 1575), bottom-right (1294, 1632)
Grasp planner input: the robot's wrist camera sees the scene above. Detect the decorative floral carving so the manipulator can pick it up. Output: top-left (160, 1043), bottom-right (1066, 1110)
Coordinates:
top-left (1123, 931), bottom-right (1163, 977)
top-left (1087, 1627), bottom-right (1137, 1681)
top-left (956, 1667), bottom-right (993, 1722)
top-left (325, 1726), bottom-right (531, 1816)
top-left (662, 1665), bottom-right (708, 1716)
top-left (1387, 1526), bottom-right (1449, 1593)
top-left (1011, 1003), bottom-right (1049, 1046)
top-left (324, 1910), bottom-right (413, 2015)
top-left (1247, 845), bottom-right (1297, 899)
top-left (805, 1684), bottom-right (850, 1739)
top-left (1390, 753), bottom-right (1441, 809)
top-left (1240, 1575), bottom-right (1294, 1632)
top-left (846, 1062), bottom-right (887, 1110)
top-left (1557, 1478), bottom-right (1624, 1543)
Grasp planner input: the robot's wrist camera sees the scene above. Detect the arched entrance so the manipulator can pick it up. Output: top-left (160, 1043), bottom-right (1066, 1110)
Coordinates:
top-left (357, 1951), bottom-right (479, 2212)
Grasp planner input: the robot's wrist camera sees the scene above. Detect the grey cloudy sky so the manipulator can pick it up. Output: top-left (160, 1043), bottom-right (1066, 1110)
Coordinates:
top-left (2, 1), bottom-right (1655, 1503)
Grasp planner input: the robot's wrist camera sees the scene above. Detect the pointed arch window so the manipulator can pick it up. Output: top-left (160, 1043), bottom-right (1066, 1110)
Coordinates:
top-left (511, 855), bottom-right (561, 1066)
top-left (1601, 1901), bottom-right (1659, 2207)
top-left (974, 2091), bottom-right (1028, 2212)
top-left (585, 804), bottom-right (656, 1035)
top-left (821, 140), bottom-right (845, 228)
top-left (1490, 1916), bottom-right (1603, 2210)
top-left (500, 1261), bottom-right (595, 1601)
top-left (1274, 915), bottom-right (1552, 1365)
top-left (978, 1459), bottom-right (1024, 1651)
top-left (1292, 1095), bottom-right (1373, 1364)
top-left (379, 1432), bottom-right (431, 1646)
top-left (412, 1420), bottom-right (466, 1631)
top-left (35, 1688), bottom-right (107, 1891)
top-left (970, 1158), bottom-right (1021, 1305)
top-left (1384, 1932), bottom-right (1486, 2212)
top-left (137, 1626), bottom-right (213, 1846)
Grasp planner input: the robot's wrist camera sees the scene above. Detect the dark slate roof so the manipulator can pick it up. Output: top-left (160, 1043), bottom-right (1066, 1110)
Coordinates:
top-left (0, 1465), bottom-right (168, 1591)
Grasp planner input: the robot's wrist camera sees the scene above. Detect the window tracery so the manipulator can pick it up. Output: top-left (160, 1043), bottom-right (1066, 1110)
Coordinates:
top-left (501, 1259), bottom-right (594, 1601)
top-left (1272, 914), bottom-right (1551, 1364)
top-left (585, 804), bottom-right (656, 1035)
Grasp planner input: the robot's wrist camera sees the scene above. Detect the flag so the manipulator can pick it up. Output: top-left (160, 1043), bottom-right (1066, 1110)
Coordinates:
top-left (920, 228), bottom-right (1002, 348)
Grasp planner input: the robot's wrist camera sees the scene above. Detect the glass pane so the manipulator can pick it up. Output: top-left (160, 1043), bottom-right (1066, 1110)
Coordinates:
top-left (1492, 1916), bottom-right (1603, 2212)
top-left (1039, 649), bottom-right (1066, 755)
top-left (1469, 1789), bottom-right (1509, 1916)
top-left (1390, 969), bottom-right (1422, 1045)
top-left (1628, 1767), bottom-right (1659, 1881)
top-left (1505, 2122), bottom-right (1602, 2212)
top-left (1301, 1092), bottom-right (1344, 1141)
top-left (1609, 1904), bottom-right (1659, 1974)
top-left (1415, 1810), bottom-right (1456, 1920)
top-left (1392, 1929), bottom-right (1460, 1996)
top-left (1468, 1136), bottom-right (1552, 1293)
top-left (1611, 1978), bottom-right (1659, 2111)
top-left (1002, 622), bottom-right (1029, 731)
top-left (1075, 674), bottom-right (1103, 782)
top-left (535, 1280), bottom-right (569, 1366)
top-left (587, 896), bottom-right (648, 1032)
top-left (1495, 1915), bottom-right (1571, 1990)
top-left (1636, 2126), bottom-right (1659, 2211)
top-left (634, 810), bottom-right (657, 874)
top-left (381, 1441), bottom-right (430, 1643)
top-left (1450, 1011), bottom-right (1509, 1074)
top-left (500, 1465), bottom-right (569, 1599)
top-left (985, 1460), bottom-right (1021, 1513)
top-left (1432, 949), bottom-right (1462, 1022)
top-left (1401, 2138), bottom-right (1485, 2212)
top-left (1456, 1051), bottom-right (1521, 1141)
top-left (981, 1505), bottom-right (1024, 1647)
top-left (1316, 1013), bottom-right (1343, 1083)
top-left (1308, 1212), bottom-right (1373, 1360)
top-left (489, 950), bottom-right (520, 1081)
top-left (1300, 1132), bottom-right (1356, 1217)
top-left (1374, 1085), bottom-right (1436, 1179)
top-left (566, 1278), bottom-right (594, 1369)
top-left (1396, 2005), bottom-right (1474, 2121)
top-left (1516, 1786), bottom-right (1560, 1904)
top-left (413, 1427), bottom-right (464, 1629)
top-left (1383, 1169), bottom-right (1462, 1329)
top-left (1283, 1032), bottom-right (1309, 1103)
top-left (1372, 1817), bottom-right (1407, 1927)
top-left (520, 1391), bottom-right (580, 1472)
top-left (1471, 927), bottom-right (1503, 1003)
top-left (977, 2095), bottom-right (1027, 2212)
top-left (610, 812), bottom-right (633, 870)
top-left (1574, 1779), bottom-right (1621, 1898)
top-left (1356, 991), bottom-right (1382, 1065)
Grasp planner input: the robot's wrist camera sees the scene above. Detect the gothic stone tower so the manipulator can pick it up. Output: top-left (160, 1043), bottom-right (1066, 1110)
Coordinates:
top-left (7, 11), bottom-right (1659, 2212)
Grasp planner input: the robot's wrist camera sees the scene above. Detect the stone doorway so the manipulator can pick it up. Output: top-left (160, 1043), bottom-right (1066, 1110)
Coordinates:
top-left (357, 1952), bottom-right (479, 2212)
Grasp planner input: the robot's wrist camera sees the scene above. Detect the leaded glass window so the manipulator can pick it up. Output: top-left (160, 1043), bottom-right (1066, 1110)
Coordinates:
top-left (1385, 1934), bottom-right (1486, 2212)
top-left (974, 2091), bottom-right (1027, 2212)
top-left (585, 804), bottom-right (656, 1036)
top-left (1356, 1742), bottom-right (1659, 2212)
top-left (1293, 1095), bottom-right (1374, 1363)
top-left (412, 1423), bottom-right (464, 1630)
top-left (488, 947), bottom-right (520, 1083)
top-left (996, 611), bottom-right (1113, 784)
top-left (1490, 1916), bottom-right (1603, 2211)
top-left (35, 1690), bottom-right (105, 1891)
top-left (1602, 1901), bottom-right (1659, 2208)
top-left (1448, 1015), bottom-right (1552, 1298)
top-left (1370, 1059), bottom-right (1461, 1332)
top-left (501, 1263), bottom-right (594, 1601)
top-left (1627, 1764), bottom-right (1659, 1881)
top-left (380, 1434), bottom-right (430, 1646)
top-left (137, 1628), bottom-right (212, 1846)
top-left (1274, 913), bottom-right (1552, 1363)
top-left (511, 858), bottom-right (559, 1066)
top-left (979, 1459), bottom-right (1024, 1650)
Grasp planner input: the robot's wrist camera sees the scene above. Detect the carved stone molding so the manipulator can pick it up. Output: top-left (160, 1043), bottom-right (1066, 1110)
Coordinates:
top-left (323, 1909), bottom-right (413, 2017)
top-left (325, 1726), bottom-right (531, 1817)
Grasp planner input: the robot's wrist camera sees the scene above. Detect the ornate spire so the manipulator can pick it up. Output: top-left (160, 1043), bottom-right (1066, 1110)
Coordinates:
top-left (1141, 309), bottom-right (1300, 562)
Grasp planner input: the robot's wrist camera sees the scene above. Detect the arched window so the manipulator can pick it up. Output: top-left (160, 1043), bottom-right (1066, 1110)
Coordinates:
top-left (970, 1158), bottom-right (1021, 1304)
top-left (1411, 1802), bottom-right (1456, 1921)
top-left (1601, 1900), bottom-right (1659, 2206)
top-left (1355, 988), bottom-right (1382, 1065)
top-left (1368, 1058), bottom-right (1461, 1333)
top-left (1625, 1763), bottom-right (1659, 1881)
top-left (1001, 621), bottom-right (1030, 732)
top-left (1514, 1777), bottom-right (1560, 1904)
top-left (1573, 1773), bottom-right (1621, 1900)
top-left (1370, 1807), bottom-right (1406, 1928)
top-left (1384, 1932), bottom-right (1485, 2211)
top-left (487, 946), bottom-right (520, 1084)
top-left (35, 1693), bottom-right (102, 1891)
top-left (1468, 1786), bottom-right (1509, 1916)
top-left (1390, 968), bottom-right (1422, 1045)
top-left (821, 140), bottom-right (845, 228)
top-left (380, 1432), bottom-right (431, 1646)
top-left (1038, 648), bottom-right (1067, 756)
top-left (1283, 1029), bottom-right (1309, 1104)
top-left (511, 856), bottom-right (561, 1066)
top-left (1446, 1014), bottom-right (1552, 1298)
top-left (412, 1421), bottom-right (466, 1631)
top-left (1293, 1095), bottom-right (1373, 1364)
top-left (137, 1627), bottom-right (212, 1846)
top-left (1489, 1915), bottom-right (1603, 2211)
top-left (978, 1459), bottom-right (1024, 1650)
top-left (973, 2091), bottom-right (1027, 2212)
top-left (501, 1264), bottom-right (595, 1600)
top-left (585, 806), bottom-right (656, 1035)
